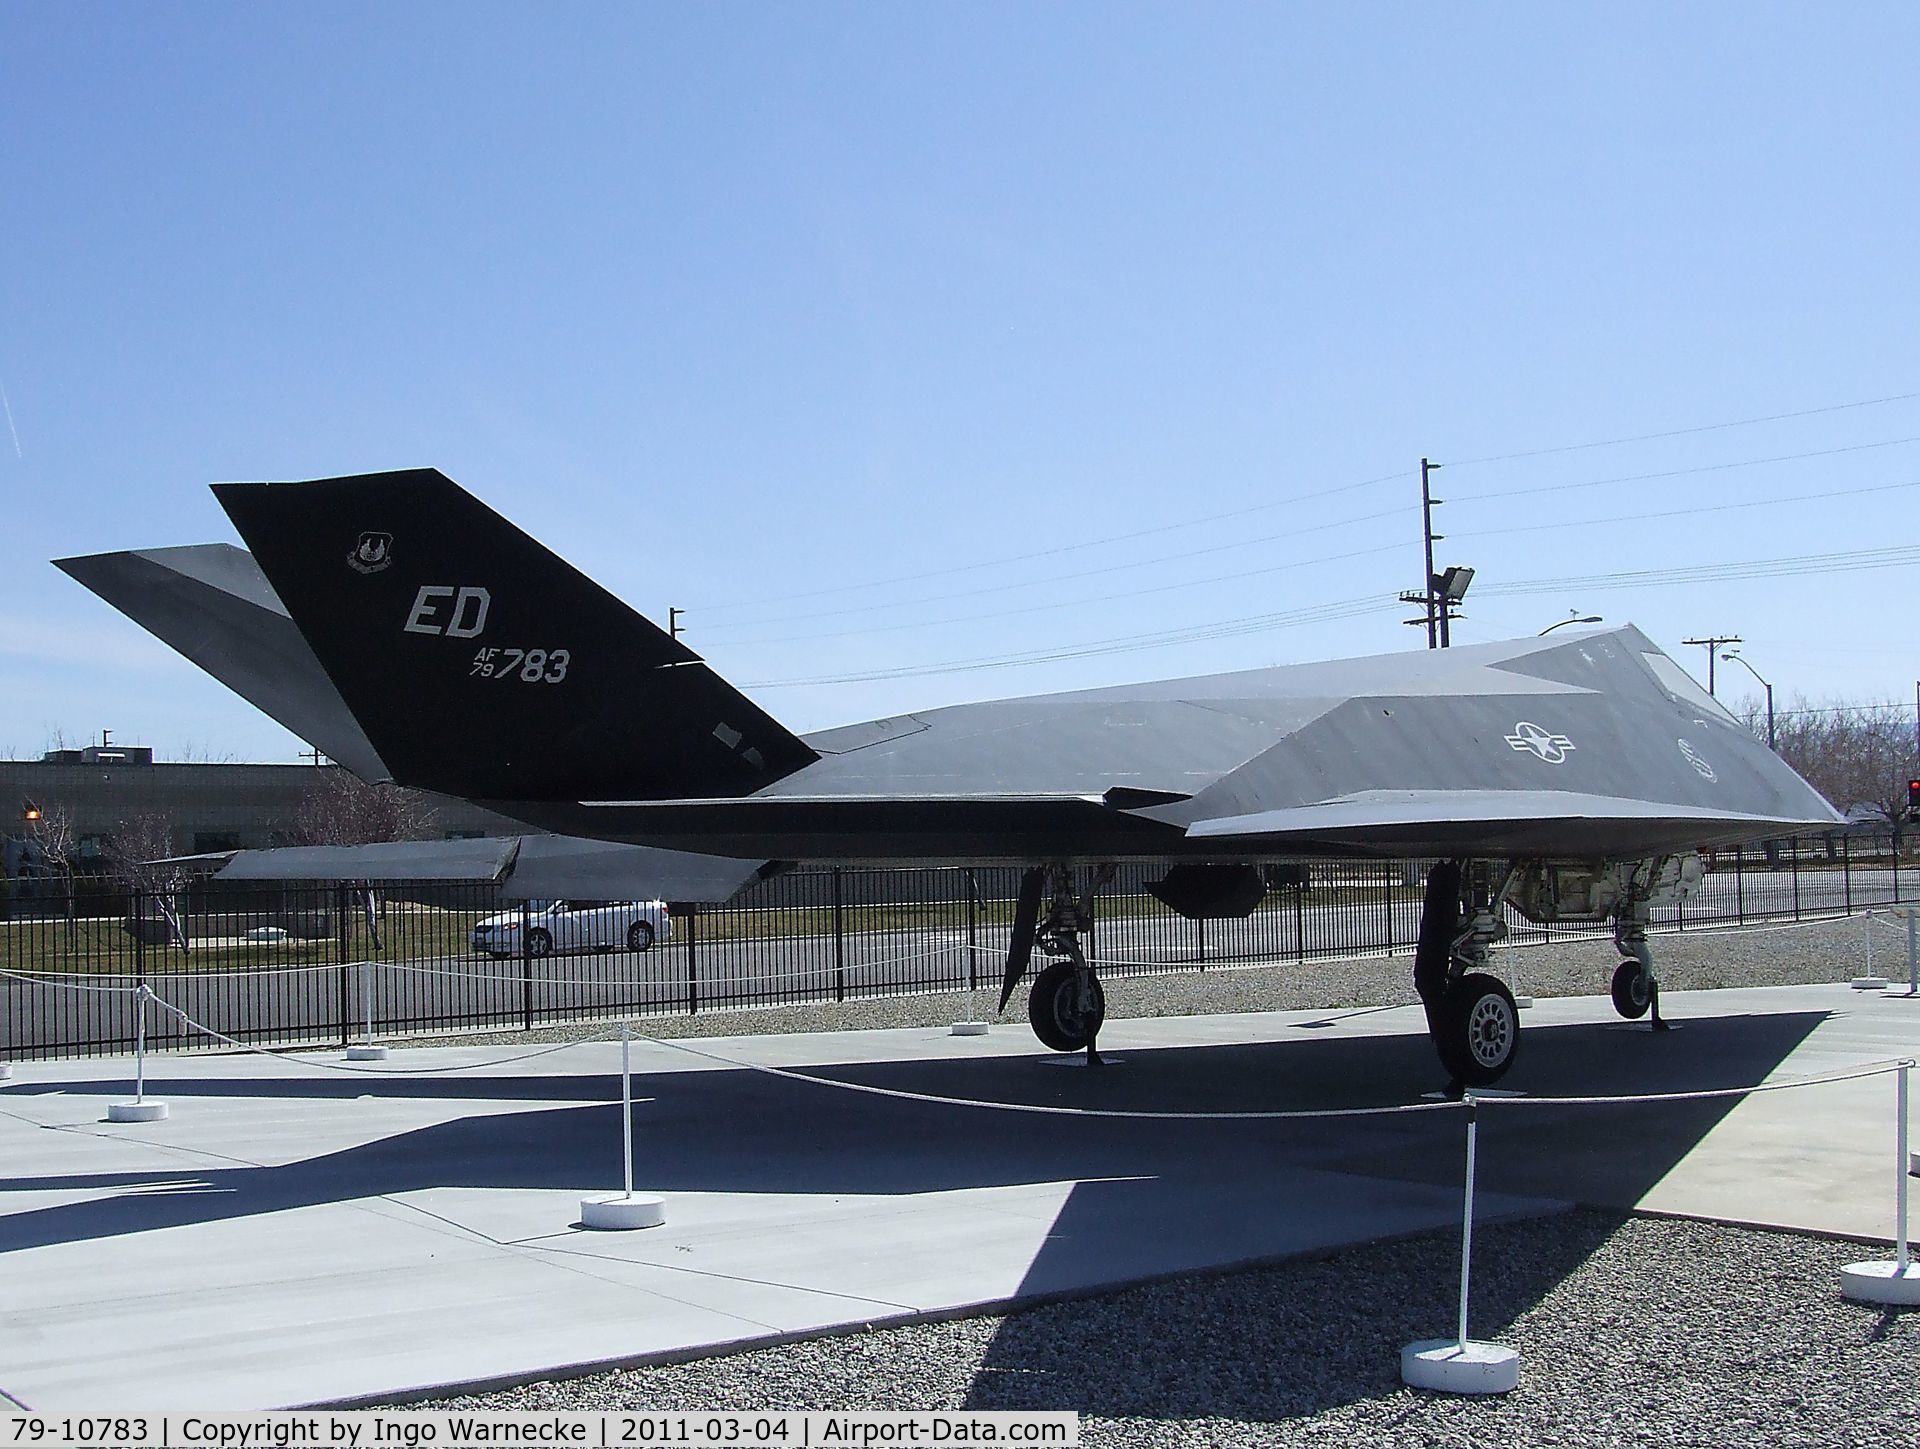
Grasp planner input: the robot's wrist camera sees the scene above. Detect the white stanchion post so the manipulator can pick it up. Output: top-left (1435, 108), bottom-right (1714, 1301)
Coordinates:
top-left (109, 985), bottom-right (168, 1123)
top-left (1457, 1101), bottom-right (1477, 1349)
top-left (581, 1022), bottom-right (665, 1230)
top-left (346, 960), bottom-right (388, 1060)
top-left (1854, 911), bottom-right (1891, 991)
top-left (622, 1022), bottom-right (635, 1198)
top-left (1902, 1062), bottom-right (1911, 1275)
top-left (1402, 1095), bottom-right (1520, 1394)
top-left (951, 948), bottom-right (989, 1036)
top-left (1841, 1061), bottom-right (1920, 1304)
top-left (1908, 911), bottom-right (1917, 998)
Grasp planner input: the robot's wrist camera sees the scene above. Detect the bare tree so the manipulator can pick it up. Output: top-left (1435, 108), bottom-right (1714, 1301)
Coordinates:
top-left (109, 812), bottom-right (193, 948)
top-left (28, 801), bottom-right (80, 921)
top-left (1757, 698), bottom-right (1919, 848)
top-left (284, 768), bottom-right (436, 847)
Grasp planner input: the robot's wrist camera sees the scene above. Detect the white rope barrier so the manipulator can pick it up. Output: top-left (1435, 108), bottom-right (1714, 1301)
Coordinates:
top-left (374, 943), bottom-right (969, 989)
top-left (142, 990), bottom-right (621, 1076)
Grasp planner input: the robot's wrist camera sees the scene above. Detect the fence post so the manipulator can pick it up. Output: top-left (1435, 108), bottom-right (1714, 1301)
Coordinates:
top-left (685, 909), bottom-right (699, 1014)
top-left (1197, 914), bottom-right (1206, 966)
top-left (520, 900), bottom-right (533, 1032)
top-left (336, 878), bottom-right (351, 1051)
top-left (1843, 834), bottom-right (1854, 912)
top-left (1735, 843), bottom-right (1745, 923)
top-left (965, 869), bottom-right (979, 993)
top-left (832, 867), bottom-right (846, 1003)
top-left (1384, 861), bottom-right (1396, 952)
top-left (1792, 836), bottom-right (1802, 920)
top-left (1294, 878), bottom-right (1306, 962)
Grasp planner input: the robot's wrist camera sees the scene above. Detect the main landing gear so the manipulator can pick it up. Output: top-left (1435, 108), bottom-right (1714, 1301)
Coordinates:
top-left (999, 864), bottom-right (1114, 1061)
top-left (1415, 860), bottom-right (1522, 1087)
top-left (1609, 874), bottom-right (1669, 1031)
top-left (1419, 854), bottom-right (1691, 1085)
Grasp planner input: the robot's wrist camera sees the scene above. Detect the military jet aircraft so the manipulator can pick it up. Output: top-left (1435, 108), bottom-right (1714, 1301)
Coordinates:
top-left (57, 468), bottom-right (1841, 1084)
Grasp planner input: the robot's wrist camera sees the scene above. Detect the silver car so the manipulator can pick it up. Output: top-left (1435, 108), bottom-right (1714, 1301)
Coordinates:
top-left (470, 899), bottom-right (672, 958)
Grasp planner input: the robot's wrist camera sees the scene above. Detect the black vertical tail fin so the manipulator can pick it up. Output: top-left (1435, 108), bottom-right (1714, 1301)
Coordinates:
top-left (213, 469), bottom-right (817, 803)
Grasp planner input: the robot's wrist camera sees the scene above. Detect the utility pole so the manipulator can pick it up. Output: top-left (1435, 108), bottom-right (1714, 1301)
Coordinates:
top-left (669, 607), bottom-right (684, 642)
top-left (1682, 635), bottom-right (1741, 695)
top-left (1398, 458), bottom-right (1443, 649)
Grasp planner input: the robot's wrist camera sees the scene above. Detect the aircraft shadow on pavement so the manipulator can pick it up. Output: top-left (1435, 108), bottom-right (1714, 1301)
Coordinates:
top-left (0, 1010), bottom-right (1825, 1273)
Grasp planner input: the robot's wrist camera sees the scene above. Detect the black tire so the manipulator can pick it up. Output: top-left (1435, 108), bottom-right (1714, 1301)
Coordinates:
top-left (1027, 959), bottom-right (1106, 1052)
top-left (1436, 972), bottom-right (1520, 1086)
top-left (525, 927), bottom-right (553, 959)
top-left (627, 920), bottom-right (656, 952)
top-left (1611, 959), bottom-right (1653, 1020)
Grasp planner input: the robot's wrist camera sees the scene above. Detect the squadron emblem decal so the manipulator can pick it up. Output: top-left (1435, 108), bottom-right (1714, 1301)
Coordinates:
top-left (1677, 738), bottom-right (1717, 781)
top-left (348, 531), bottom-right (393, 575)
top-left (1506, 721), bottom-right (1575, 764)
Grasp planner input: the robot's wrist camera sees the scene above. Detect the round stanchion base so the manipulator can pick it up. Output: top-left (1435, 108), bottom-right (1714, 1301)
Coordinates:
top-left (1839, 1260), bottom-right (1920, 1306)
top-left (345, 1045), bottom-right (389, 1061)
top-left (1401, 1339), bottom-right (1521, 1395)
top-left (950, 1021), bottom-right (990, 1037)
top-left (1851, 976), bottom-right (1891, 991)
top-left (580, 1194), bottom-right (666, 1231)
top-left (107, 1101), bottom-right (169, 1123)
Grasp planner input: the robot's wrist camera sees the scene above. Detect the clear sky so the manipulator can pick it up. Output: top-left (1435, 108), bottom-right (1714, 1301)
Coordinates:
top-left (3, 3), bottom-right (1916, 762)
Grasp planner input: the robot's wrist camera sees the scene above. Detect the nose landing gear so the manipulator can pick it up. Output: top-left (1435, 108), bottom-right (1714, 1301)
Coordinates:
top-left (998, 864), bottom-right (1115, 1060)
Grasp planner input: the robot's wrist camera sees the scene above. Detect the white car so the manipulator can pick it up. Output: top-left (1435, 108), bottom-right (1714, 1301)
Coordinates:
top-left (470, 899), bottom-right (672, 958)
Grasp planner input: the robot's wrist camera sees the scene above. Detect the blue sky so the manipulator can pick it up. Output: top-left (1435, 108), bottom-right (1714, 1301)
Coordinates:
top-left (3, 3), bottom-right (1916, 761)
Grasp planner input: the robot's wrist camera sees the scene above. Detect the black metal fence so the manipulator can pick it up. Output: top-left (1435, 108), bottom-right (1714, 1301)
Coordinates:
top-left (3, 834), bottom-right (1913, 1062)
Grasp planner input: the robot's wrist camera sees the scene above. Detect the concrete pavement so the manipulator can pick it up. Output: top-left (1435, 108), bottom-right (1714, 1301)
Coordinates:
top-left (0, 981), bottom-right (1914, 1409)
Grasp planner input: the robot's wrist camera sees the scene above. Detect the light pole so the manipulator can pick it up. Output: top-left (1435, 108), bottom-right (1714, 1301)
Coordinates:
top-left (1539, 613), bottom-right (1602, 636)
top-left (1722, 651), bottom-right (1775, 751)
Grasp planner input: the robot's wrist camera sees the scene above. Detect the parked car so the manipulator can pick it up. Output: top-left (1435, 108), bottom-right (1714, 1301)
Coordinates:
top-left (470, 899), bottom-right (672, 957)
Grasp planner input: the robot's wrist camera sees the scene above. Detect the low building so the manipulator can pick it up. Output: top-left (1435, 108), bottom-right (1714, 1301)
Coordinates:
top-left (2, 746), bottom-right (522, 870)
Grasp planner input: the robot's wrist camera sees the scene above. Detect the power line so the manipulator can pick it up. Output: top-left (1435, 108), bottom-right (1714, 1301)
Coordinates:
top-left (1479, 545), bottom-right (1920, 597)
top-left (1444, 435), bottom-right (1920, 505)
top-left (722, 538), bottom-right (1413, 647)
top-left (1468, 478), bottom-right (1920, 542)
top-left (738, 541), bottom-right (1920, 690)
top-left (700, 500), bottom-right (1412, 632)
top-left (687, 468), bottom-right (1407, 616)
top-left (1443, 389), bottom-right (1920, 468)
top-left (726, 482), bottom-right (1919, 650)
top-left (743, 593), bottom-right (1399, 688)
top-left (693, 383), bottom-right (1920, 627)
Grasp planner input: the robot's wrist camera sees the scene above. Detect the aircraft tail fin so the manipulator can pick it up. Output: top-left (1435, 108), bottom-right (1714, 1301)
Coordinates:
top-left (212, 469), bottom-right (817, 803)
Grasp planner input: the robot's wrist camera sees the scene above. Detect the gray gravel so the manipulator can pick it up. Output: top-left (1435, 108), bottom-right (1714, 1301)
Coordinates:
top-left (419, 1211), bottom-right (1919, 1446)
top-left (397, 916), bottom-right (1919, 1443)
top-left (401, 912), bottom-right (1889, 1049)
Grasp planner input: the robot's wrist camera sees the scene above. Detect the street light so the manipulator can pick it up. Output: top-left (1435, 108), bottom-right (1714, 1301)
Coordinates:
top-left (1722, 651), bottom-right (1775, 751)
top-left (1539, 613), bottom-right (1603, 636)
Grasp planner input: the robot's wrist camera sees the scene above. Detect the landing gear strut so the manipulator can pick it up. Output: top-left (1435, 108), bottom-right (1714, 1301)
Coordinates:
top-left (1612, 894), bottom-right (1668, 1031)
top-left (1415, 860), bottom-right (1522, 1087)
top-left (998, 864), bottom-right (1113, 1060)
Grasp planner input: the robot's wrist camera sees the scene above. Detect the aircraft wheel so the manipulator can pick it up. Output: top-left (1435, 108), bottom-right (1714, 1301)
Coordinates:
top-left (1028, 959), bottom-right (1105, 1052)
top-left (526, 927), bottom-right (553, 959)
top-left (1437, 973), bottom-right (1520, 1086)
top-left (1610, 959), bottom-right (1653, 1019)
top-left (627, 921), bottom-right (656, 952)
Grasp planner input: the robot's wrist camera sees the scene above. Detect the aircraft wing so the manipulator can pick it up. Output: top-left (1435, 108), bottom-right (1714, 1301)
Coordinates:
top-left (1187, 788), bottom-right (1837, 858)
top-left (215, 834), bottom-right (772, 904)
